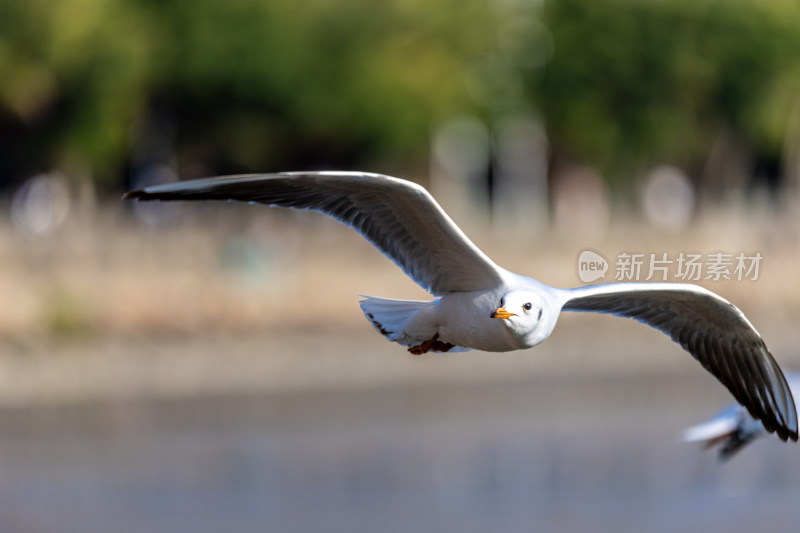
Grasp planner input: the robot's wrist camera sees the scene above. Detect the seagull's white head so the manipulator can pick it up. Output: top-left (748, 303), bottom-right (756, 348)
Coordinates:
top-left (490, 290), bottom-right (554, 348)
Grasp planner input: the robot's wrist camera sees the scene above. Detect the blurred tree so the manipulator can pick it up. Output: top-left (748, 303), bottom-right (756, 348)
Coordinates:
top-left (143, 0), bottom-right (495, 175)
top-left (0, 0), bottom-right (497, 190)
top-left (0, 0), bottom-right (155, 187)
top-left (532, 0), bottom-right (800, 201)
top-left (2, 0), bottom-right (800, 204)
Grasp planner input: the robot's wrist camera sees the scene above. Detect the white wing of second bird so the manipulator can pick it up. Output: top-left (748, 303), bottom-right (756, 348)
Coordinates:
top-left (123, 171), bottom-right (798, 442)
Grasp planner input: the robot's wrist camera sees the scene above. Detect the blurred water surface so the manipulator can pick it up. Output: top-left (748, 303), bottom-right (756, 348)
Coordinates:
top-left (0, 371), bottom-right (798, 533)
top-left (2, 211), bottom-right (800, 532)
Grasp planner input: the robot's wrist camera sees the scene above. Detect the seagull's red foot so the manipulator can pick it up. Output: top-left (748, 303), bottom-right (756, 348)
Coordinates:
top-left (408, 333), bottom-right (456, 355)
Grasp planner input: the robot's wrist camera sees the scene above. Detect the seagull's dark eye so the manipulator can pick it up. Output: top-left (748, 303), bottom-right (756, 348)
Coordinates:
top-left (523, 302), bottom-right (532, 311)
top-left (500, 298), bottom-right (505, 307)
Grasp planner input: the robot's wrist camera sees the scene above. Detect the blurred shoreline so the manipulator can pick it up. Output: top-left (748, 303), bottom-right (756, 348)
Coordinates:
top-left (1, 203), bottom-right (799, 406)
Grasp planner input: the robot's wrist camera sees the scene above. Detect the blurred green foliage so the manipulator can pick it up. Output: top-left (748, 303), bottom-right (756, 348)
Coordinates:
top-left (0, 0), bottom-right (494, 186)
top-left (535, 0), bottom-right (800, 184)
top-left (1, 0), bottom-right (799, 191)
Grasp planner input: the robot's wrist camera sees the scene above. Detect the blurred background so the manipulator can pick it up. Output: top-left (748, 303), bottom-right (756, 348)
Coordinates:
top-left (2, 0), bottom-right (800, 531)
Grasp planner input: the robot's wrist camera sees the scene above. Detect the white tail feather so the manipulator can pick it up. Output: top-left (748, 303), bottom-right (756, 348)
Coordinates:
top-left (359, 296), bottom-right (432, 346)
top-left (359, 296), bottom-right (470, 352)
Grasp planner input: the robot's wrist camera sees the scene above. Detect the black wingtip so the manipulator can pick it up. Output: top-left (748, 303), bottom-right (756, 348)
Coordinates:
top-left (767, 420), bottom-right (798, 442)
top-left (121, 189), bottom-right (145, 201)
top-left (756, 410), bottom-right (797, 442)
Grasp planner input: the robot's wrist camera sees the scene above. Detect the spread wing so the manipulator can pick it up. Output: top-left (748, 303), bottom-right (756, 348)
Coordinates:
top-left (123, 171), bottom-right (508, 295)
top-left (561, 282), bottom-right (798, 442)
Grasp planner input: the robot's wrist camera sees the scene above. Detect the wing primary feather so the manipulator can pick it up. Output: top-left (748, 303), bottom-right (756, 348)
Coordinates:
top-left (562, 284), bottom-right (798, 441)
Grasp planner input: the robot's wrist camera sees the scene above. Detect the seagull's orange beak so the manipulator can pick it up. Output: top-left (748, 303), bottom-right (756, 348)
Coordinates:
top-left (490, 307), bottom-right (515, 319)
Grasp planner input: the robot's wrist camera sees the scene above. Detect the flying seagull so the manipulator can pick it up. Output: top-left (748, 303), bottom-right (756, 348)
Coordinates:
top-left (123, 171), bottom-right (798, 442)
top-left (683, 372), bottom-right (800, 459)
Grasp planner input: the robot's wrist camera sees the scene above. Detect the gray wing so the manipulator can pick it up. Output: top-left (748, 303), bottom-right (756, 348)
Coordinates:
top-left (123, 171), bottom-right (507, 295)
top-left (561, 282), bottom-right (798, 442)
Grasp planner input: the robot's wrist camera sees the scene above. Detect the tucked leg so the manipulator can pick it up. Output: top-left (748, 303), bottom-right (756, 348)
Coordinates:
top-left (408, 333), bottom-right (456, 355)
